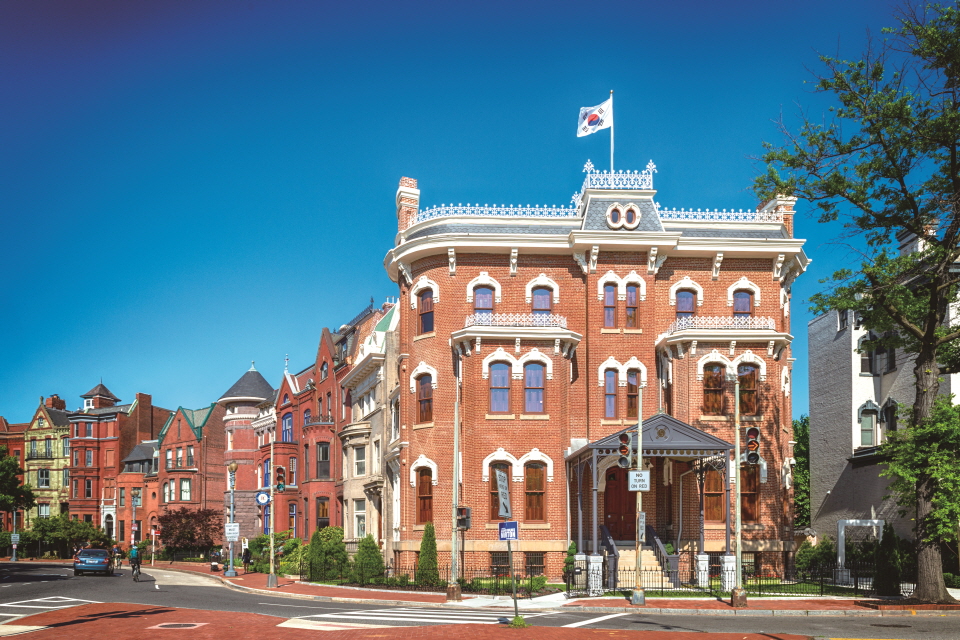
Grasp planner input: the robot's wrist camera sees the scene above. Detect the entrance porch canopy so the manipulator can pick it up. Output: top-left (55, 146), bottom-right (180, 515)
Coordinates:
top-left (566, 413), bottom-right (733, 554)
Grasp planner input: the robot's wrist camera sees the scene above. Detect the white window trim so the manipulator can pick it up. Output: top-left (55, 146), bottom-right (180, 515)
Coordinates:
top-left (466, 272), bottom-right (502, 303)
top-left (727, 276), bottom-right (762, 307)
top-left (517, 348), bottom-right (553, 380)
top-left (409, 361), bottom-right (438, 393)
top-left (482, 448), bottom-right (520, 482)
top-left (732, 350), bottom-right (767, 382)
top-left (596, 270), bottom-right (647, 302)
top-left (518, 448), bottom-right (555, 483)
top-left (669, 276), bottom-right (704, 306)
top-left (409, 454), bottom-right (439, 487)
top-left (482, 348), bottom-right (517, 380)
top-left (604, 202), bottom-right (642, 230)
top-left (410, 276), bottom-right (439, 309)
top-left (597, 356), bottom-right (648, 386)
top-left (525, 273), bottom-right (560, 304)
top-left (696, 349), bottom-right (732, 381)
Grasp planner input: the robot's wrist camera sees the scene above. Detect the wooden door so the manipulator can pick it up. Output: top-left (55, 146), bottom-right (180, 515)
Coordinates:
top-left (604, 467), bottom-right (636, 540)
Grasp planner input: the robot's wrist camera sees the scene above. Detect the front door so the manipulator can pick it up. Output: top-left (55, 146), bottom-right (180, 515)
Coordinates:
top-left (604, 467), bottom-right (636, 540)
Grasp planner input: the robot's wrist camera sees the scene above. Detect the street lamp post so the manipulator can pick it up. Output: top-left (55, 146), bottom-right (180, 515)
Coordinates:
top-left (266, 431), bottom-right (278, 589)
top-left (726, 372), bottom-right (747, 607)
top-left (11, 509), bottom-right (17, 562)
top-left (224, 461), bottom-right (239, 577)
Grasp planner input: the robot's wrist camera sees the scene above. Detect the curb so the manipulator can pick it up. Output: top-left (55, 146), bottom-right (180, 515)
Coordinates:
top-left (559, 604), bottom-right (960, 616)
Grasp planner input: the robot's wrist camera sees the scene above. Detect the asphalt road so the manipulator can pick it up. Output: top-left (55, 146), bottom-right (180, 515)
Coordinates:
top-left (0, 561), bottom-right (956, 639)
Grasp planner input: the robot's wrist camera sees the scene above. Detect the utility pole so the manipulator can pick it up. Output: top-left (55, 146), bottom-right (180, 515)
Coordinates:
top-left (448, 347), bottom-right (462, 602)
top-left (267, 434), bottom-right (278, 588)
top-left (730, 373), bottom-right (746, 607)
top-left (225, 461), bottom-right (238, 577)
top-left (631, 386), bottom-right (644, 606)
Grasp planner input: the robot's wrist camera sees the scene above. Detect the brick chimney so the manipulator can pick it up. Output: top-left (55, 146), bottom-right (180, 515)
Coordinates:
top-left (44, 394), bottom-right (66, 410)
top-left (760, 195), bottom-right (797, 238)
top-left (396, 177), bottom-right (420, 233)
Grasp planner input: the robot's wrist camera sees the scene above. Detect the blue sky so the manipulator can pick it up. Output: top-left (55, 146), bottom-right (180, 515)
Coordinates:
top-left (0, 0), bottom-right (891, 421)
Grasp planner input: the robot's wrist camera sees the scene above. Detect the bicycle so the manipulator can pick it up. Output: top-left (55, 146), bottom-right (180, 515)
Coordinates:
top-left (131, 560), bottom-right (141, 582)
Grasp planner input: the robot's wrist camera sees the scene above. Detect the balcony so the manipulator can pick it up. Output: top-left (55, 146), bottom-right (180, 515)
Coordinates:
top-left (304, 414), bottom-right (335, 427)
top-left (654, 315), bottom-right (792, 355)
top-left (164, 456), bottom-right (196, 470)
top-left (452, 313), bottom-right (582, 356)
top-left (26, 451), bottom-right (56, 460)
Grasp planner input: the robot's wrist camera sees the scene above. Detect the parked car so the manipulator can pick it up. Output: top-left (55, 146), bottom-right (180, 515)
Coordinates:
top-left (73, 549), bottom-right (114, 576)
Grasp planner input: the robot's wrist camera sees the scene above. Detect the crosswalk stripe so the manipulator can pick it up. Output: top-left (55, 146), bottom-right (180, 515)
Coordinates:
top-left (562, 612), bottom-right (631, 628)
top-left (305, 614), bottom-right (506, 624)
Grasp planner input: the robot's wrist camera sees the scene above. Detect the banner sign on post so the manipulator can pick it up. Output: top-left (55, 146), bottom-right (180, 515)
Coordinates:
top-left (628, 470), bottom-right (651, 492)
top-left (224, 523), bottom-right (240, 542)
top-left (10, 534), bottom-right (19, 543)
top-left (498, 521), bottom-right (518, 541)
top-left (495, 469), bottom-right (512, 519)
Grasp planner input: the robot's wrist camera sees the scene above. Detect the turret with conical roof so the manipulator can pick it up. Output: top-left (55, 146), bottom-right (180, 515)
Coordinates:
top-left (219, 362), bottom-right (274, 404)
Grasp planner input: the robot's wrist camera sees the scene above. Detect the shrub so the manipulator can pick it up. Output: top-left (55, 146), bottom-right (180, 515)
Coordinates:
top-left (874, 523), bottom-right (902, 596)
top-left (563, 541), bottom-right (577, 579)
top-left (529, 575), bottom-right (547, 593)
top-left (416, 522), bottom-right (439, 586)
top-left (351, 535), bottom-right (385, 584)
top-left (795, 537), bottom-right (835, 573)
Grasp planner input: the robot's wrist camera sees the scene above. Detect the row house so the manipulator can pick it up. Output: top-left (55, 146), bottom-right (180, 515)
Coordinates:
top-left (22, 395), bottom-right (71, 525)
top-left (382, 162), bottom-right (808, 579)
top-left (0, 416), bottom-right (28, 531)
top-left (66, 383), bottom-right (170, 536)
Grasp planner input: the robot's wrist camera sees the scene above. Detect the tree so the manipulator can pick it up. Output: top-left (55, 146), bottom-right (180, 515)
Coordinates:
top-left (792, 415), bottom-right (811, 527)
top-left (308, 526), bottom-right (347, 580)
top-left (875, 523), bottom-right (905, 596)
top-left (0, 446), bottom-right (35, 523)
top-left (416, 522), bottom-right (439, 586)
top-left (157, 508), bottom-right (222, 553)
top-left (352, 534), bottom-right (385, 583)
top-left (755, 3), bottom-right (960, 602)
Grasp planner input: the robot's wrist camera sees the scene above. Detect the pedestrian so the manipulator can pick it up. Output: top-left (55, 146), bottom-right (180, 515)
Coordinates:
top-left (113, 544), bottom-right (122, 568)
top-left (241, 547), bottom-right (251, 574)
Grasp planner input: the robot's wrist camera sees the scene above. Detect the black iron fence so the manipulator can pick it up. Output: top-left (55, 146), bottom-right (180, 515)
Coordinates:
top-left (299, 559), bottom-right (550, 598)
top-left (566, 556), bottom-right (916, 598)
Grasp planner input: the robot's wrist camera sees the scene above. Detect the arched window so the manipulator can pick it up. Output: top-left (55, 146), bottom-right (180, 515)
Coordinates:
top-left (676, 290), bottom-right (696, 319)
top-left (609, 206), bottom-right (621, 226)
top-left (263, 458), bottom-right (271, 488)
top-left (603, 284), bottom-right (616, 327)
top-left (625, 206), bottom-right (637, 226)
top-left (417, 375), bottom-right (433, 423)
top-left (733, 291), bottom-right (753, 318)
top-left (882, 399), bottom-right (898, 432)
top-left (303, 409), bottom-right (312, 426)
top-left (489, 461), bottom-right (510, 519)
top-left (524, 462), bottom-right (545, 521)
top-left (532, 287), bottom-right (551, 318)
top-left (703, 364), bottom-right (725, 415)
top-left (524, 363), bottom-right (545, 414)
top-left (626, 370), bottom-right (640, 419)
top-left (474, 286), bottom-right (495, 319)
top-left (320, 362), bottom-right (328, 380)
top-left (489, 363), bottom-right (511, 413)
top-left (604, 370), bottom-right (618, 418)
top-left (860, 408), bottom-right (877, 446)
top-left (288, 502), bottom-right (297, 537)
top-left (738, 364), bottom-right (758, 415)
top-left (419, 289), bottom-right (435, 333)
top-left (416, 467), bottom-right (433, 524)
top-left (162, 482), bottom-right (169, 503)
top-left (283, 394), bottom-right (289, 405)
top-left (625, 285), bottom-right (639, 328)
top-left (281, 413), bottom-right (293, 442)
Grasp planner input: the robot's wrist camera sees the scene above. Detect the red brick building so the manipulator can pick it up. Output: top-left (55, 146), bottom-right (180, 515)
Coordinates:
top-left (383, 165), bottom-right (808, 579)
top-left (0, 416), bottom-right (27, 531)
top-left (67, 384), bottom-right (170, 537)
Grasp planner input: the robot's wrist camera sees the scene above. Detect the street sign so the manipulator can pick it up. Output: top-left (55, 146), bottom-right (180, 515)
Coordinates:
top-left (628, 470), bottom-right (651, 492)
top-left (495, 468), bottom-right (511, 519)
top-left (131, 524), bottom-right (138, 531)
top-left (11, 545), bottom-right (15, 550)
top-left (10, 534), bottom-right (19, 543)
top-left (224, 523), bottom-right (240, 542)
top-left (637, 512), bottom-right (646, 541)
top-left (255, 491), bottom-right (271, 506)
top-left (498, 521), bottom-right (518, 541)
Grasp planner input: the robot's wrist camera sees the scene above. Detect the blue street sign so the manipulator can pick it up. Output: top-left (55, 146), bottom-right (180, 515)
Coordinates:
top-left (498, 521), bottom-right (518, 541)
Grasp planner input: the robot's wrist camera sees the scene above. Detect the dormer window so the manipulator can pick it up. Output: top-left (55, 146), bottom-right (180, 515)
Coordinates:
top-left (84, 399), bottom-right (93, 409)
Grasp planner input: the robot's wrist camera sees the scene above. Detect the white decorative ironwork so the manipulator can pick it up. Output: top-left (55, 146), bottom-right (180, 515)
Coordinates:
top-left (410, 203), bottom-right (578, 227)
top-left (665, 316), bottom-right (776, 335)
top-left (583, 159), bottom-right (595, 173)
top-left (464, 313), bottom-right (568, 329)
top-left (659, 207), bottom-right (784, 222)
top-left (581, 159), bottom-right (657, 191)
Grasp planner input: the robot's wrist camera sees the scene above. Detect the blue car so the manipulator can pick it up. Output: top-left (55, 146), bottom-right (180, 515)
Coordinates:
top-left (73, 549), bottom-right (114, 576)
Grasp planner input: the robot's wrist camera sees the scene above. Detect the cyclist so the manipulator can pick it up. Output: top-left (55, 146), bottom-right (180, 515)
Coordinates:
top-left (113, 544), bottom-right (122, 569)
top-left (128, 544), bottom-right (141, 580)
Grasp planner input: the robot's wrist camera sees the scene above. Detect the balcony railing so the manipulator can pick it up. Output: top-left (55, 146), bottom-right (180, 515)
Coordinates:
top-left (664, 316), bottom-right (777, 334)
top-left (305, 414), bottom-right (335, 426)
top-left (411, 204), bottom-right (578, 228)
top-left (165, 456), bottom-right (195, 470)
top-left (26, 451), bottom-right (56, 460)
top-left (659, 208), bottom-right (783, 223)
top-left (463, 313), bottom-right (568, 329)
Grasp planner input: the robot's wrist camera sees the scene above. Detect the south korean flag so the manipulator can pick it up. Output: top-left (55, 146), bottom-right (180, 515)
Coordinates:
top-left (577, 98), bottom-right (613, 137)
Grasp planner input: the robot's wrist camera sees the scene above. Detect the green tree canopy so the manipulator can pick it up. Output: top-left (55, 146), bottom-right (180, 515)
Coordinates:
top-left (792, 415), bottom-right (810, 528)
top-left (756, 2), bottom-right (960, 603)
top-left (0, 446), bottom-right (35, 518)
top-left (157, 507), bottom-right (222, 553)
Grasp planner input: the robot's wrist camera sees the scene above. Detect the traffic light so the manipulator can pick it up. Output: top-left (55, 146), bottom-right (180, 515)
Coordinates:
top-left (745, 427), bottom-right (761, 465)
top-left (617, 431), bottom-right (637, 469)
top-left (275, 466), bottom-right (286, 492)
top-left (456, 506), bottom-right (471, 530)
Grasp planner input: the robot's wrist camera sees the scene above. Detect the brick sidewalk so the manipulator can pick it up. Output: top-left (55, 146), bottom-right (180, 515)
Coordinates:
top-left (8, 602), bottom-right (814, 640)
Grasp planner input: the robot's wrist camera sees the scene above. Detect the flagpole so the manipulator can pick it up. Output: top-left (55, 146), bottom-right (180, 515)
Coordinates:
top-left (609, 89), bottom-right (614, 172)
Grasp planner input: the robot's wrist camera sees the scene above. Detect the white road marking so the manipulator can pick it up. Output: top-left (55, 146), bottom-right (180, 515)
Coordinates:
top-left (299, 607), bottom-right (549, 626)
top-left (562, 612), bottom-right (631, 628)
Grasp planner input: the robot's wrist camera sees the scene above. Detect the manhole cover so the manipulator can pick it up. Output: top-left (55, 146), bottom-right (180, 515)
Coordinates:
top-left (148, 623), bottom-right (208, 630)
